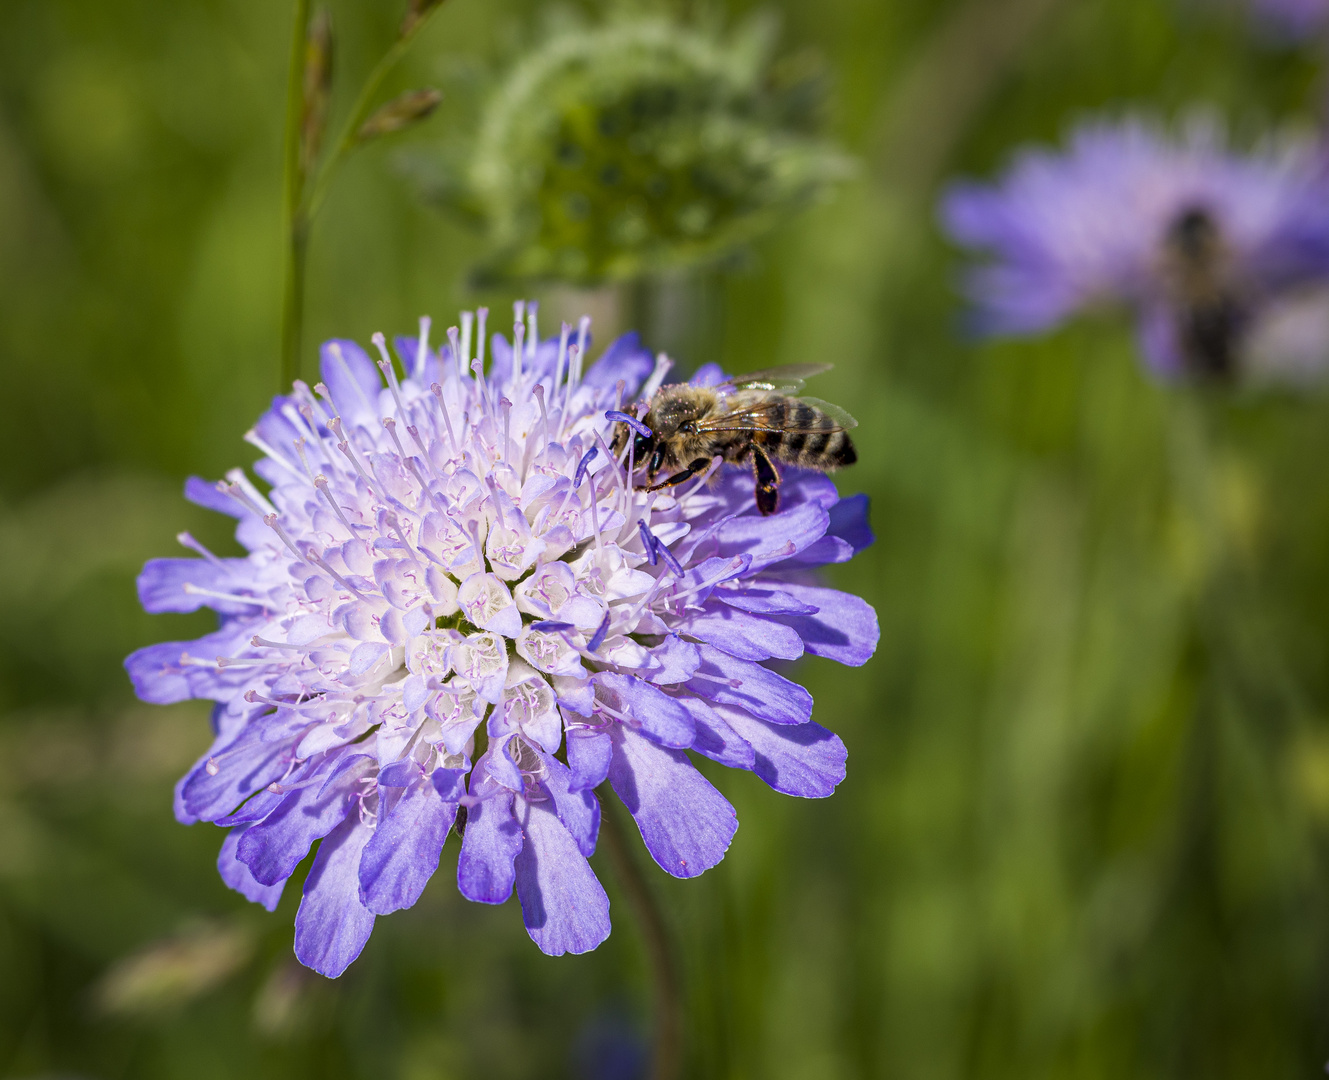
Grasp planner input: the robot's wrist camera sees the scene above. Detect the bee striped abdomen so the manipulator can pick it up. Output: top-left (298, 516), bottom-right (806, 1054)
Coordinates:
top-left (762, 398), bottom-right (857, 470)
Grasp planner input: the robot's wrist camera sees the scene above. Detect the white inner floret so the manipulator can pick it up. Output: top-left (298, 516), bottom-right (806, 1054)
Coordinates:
top-left (198, 304), bottom-right (727, 794)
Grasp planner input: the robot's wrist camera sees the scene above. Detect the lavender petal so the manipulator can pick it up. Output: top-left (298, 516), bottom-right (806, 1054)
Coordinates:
top-left (358, 778), bottom-right (458, 915)
top-left (514, 795), bottom-right (611, 955)
top-left (293, 814), bottom-right (376, 978)
top-left (608, 726), bottom-right (736, 878)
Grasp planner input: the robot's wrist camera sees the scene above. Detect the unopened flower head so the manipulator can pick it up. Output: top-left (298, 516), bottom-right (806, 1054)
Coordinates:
top-left (127, 305), bottom-right (878, 977)
top-left (940, 115), bottom-right (1329, 382)
top-left (424, 12), bottom-right (851, 284)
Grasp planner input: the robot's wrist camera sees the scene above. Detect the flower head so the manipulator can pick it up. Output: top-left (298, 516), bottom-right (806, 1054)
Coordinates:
top-left (1248, 0), bottom-right (1329, 40)
top-left (940, 115), bottom-right (1329, 381)
top-left (127, 304), bottom-right (878, 977)
top-left (418, 12), bottom-right (851, 284)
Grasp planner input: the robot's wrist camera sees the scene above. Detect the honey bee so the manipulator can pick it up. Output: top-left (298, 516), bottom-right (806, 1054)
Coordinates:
top-left (1160, 205), bottom-right (1248, 379)
top-left (612, 363), bottom-right (857, 516)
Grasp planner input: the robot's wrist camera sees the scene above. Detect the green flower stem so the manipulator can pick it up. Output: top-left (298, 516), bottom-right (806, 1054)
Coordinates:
top-left (597, 786), bottom-right (683, 1080)
top-left (280, 2), bottom-right (448, 388)
top-left (282, 218), bottom-right (310, 391)
top-left (304, 9), bottom-right (443, 223)
top-left (1167, 392), bottom-right (1307, 715)
top-left (280, 0), bottom-right (312, 390)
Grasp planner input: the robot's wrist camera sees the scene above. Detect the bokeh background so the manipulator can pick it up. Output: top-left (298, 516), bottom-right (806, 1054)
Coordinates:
top-left (3, 0), bottom-right (1329, 1077)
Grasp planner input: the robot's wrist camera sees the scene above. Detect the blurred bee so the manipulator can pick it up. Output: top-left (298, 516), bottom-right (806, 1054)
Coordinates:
top-left (1160, 205), bottom-right (1249, 379)
top-left (612, 363), bottom-right (857, 516)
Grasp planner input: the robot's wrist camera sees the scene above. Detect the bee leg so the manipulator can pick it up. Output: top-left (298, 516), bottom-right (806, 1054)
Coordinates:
top-left (643, 446), bottom-right (666, 487)
top-left (646, 457), bottom-right (713, 492)
top-left (752, 446), bottom-right (780, 516)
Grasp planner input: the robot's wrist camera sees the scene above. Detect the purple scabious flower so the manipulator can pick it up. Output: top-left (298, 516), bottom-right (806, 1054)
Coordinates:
top-left (126, 304), bottom-right (878, 977)
top-left (1249, 0), bottom-right (1329, 40)
top-left (940, 116), bottom-right (1329, 381)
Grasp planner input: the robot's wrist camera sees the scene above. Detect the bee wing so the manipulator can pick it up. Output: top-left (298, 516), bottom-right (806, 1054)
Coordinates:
top-left (797, 397), bottom-right (858, 431)
top-left (693, 397), bottom-right (856, 434)
top-left (718, 363), bottom-right (834, 394)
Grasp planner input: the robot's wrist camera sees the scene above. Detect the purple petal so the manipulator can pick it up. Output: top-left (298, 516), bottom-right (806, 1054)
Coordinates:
top-left (319, 339), bottom-right (382, 426)
top-left (358, 777), bottom-right (459, 915)
top-left (137, 557), bottom-right (261, 615)
top-left (715, 501), bottom-right (830, 571)
top-left (514, 795), bottom-right (611, 956)
top-left (432, 767), bottom-right (468, 802)
top-left (643, 634), bottom-right (702, 685)
top-left (681, 696), bottom-right (755, 769)
top-left (293, 814), bottom-right (376, 978)
top-left (714, 705), bottom-right (847, 798)
top-left (768, 584), bottom-right (880, 667)
top-left (393, 333), bottom-right (439, 383)
top-left (215, 785), bottom-right (286, 828)
top-left (176, 733), bottom-right (295, 824)
top-left (483, 732), bottom-right (524, 792)
top-left (239, 754), bottom-right (373, 887)
top-left (672, 606), bottom-right (805, 662)
top-left (252, 396), bottom-right (302, 468)
top-left (457, 789), bottom-right (523, 904)
top-left (125, 623), bottom-right (256, 705)
top-left (777, 534), bottom-right (856, 569)
top-left (217, 826), bottom-right (285, 911)
top-left (690, 362), bottom-right (726, 386)
top-left (596, 672), bottom-right (695, 748)
top-left (582, 331), bottom-right (653, 394)
top-left (185, 475), bottom-right (244, 518)
top-left (555, 676), bottom-right (597, 716)
top-left (487, 332), bottom-right (514, 384)
top-left (567, 727), bottom-right (613, 792)
top-left (376, 760), bottom-right (418, 788)
top-left (608, 726), bottom-right (737, 878)
top-left (688, 645), bottom-right (812, 725)
top-left (717, 588), bottom-right (819, 616)
top-left (539, 754), bottom-right (600, 857)
top-left (215, 751), bottom-right (312, 826)
top-left (827, 493), bottom-right (874, 552)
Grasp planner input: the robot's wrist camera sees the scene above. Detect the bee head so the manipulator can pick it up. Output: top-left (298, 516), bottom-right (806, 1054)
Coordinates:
top-left (1167, 205), bottom-right (1222, 265)
top-left (608, 410), bottom-right (657, 468)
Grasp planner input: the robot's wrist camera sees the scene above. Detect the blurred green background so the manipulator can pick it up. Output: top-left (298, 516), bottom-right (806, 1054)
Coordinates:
top-left (4, 0), bottom-right (1329, 1076)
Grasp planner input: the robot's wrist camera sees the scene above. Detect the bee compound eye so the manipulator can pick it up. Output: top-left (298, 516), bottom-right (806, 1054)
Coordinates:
top-left (634, 434), bottom-right (651, 457)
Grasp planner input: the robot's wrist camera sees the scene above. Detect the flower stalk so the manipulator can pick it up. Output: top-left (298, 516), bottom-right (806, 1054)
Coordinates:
top-left (280, 0), bottom-right (312, 390)
top-left (598, 786), bottom-right (683, 1080)
top-left (280, 0), bottom-right (447, 389)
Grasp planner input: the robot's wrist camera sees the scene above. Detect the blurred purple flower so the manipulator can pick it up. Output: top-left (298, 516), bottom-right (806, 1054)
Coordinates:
top-left (940, 115), bottom-right (1329, 381)
top-left (126, 304), bottom-right (878, 978)
top-left (573, 1008), bottom-right (648, 1080)
top-left (1249, 0), bottom-right (1329, 39)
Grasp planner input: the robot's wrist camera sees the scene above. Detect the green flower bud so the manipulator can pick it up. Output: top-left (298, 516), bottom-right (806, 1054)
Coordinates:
top-left (300, 8), bottom-right (334, 176)
top-left (401, 0), bottom-right (446, 40)
top-left (358, 88), bottom-right (443, 141)
top-left (423, 13), bottom-right (852, 285)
